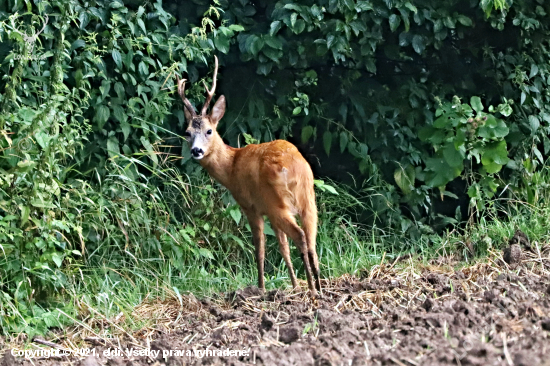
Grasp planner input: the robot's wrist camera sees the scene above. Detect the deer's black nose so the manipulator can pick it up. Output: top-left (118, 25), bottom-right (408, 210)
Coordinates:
top-left (191, 147), bottom-right (204, 158)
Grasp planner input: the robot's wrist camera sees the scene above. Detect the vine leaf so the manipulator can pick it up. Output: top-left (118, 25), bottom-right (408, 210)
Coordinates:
top-left (470, 96), bottom-right (483, 112)
top-left (323, 131), bottom-right (332, 156)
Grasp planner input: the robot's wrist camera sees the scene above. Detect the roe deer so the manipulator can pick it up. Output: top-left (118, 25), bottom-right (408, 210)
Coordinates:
top-left (176, 56), bottom-right (321, 296)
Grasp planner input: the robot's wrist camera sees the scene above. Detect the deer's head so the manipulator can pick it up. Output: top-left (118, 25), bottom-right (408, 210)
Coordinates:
top-left (177, 56), bottom-right (226, 160)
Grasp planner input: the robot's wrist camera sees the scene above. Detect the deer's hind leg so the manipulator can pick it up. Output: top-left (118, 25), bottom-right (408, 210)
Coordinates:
top-left (300, 203), bottom-right (321, 292)
top-left (272, 227), bottom-right (299, 290)
top-left (269, 212), bottom-right (317, 296)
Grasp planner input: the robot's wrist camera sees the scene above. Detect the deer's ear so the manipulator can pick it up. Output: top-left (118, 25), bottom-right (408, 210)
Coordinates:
top-left (184, 106), bottom-right (194, 122)
top-left (210, 95), bottom-right (226, 126)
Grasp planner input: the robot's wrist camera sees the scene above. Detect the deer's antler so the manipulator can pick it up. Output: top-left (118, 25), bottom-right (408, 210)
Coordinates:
top-left (201, 55), bottom-right (219, 116)
top-left (177, 75), bottom-right (197, 116)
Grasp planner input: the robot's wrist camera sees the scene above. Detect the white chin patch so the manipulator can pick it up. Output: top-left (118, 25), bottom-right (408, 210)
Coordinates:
top-left (192, 154), bottom-right (204, 160)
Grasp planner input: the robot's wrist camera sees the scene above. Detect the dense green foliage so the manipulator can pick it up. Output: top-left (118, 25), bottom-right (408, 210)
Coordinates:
top-left (207, 0), bottom-right (548, 226)
top-left (0, 0), bottom-right (549, 336)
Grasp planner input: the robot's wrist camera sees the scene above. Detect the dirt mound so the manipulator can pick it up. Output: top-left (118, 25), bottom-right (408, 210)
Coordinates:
top-left (3, 246), bottom-right (550, 366)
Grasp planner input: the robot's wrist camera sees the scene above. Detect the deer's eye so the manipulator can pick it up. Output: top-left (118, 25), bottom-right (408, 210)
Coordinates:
top-left (206, 129), bottom-right (213, 135)
top-left (184, 131), bottom-right (191, 138)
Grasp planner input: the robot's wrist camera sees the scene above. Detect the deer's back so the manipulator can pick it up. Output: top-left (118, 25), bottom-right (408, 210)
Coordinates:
top-left (228, 140), bottom-right (314, 216)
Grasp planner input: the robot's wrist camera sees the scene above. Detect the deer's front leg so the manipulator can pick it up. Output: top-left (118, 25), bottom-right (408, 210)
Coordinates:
top-left (247, 213), bottom-right (266, 291)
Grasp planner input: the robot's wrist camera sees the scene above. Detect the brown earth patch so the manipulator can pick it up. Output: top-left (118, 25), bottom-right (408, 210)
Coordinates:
top-left (2, 241), bottom-right (550, 366)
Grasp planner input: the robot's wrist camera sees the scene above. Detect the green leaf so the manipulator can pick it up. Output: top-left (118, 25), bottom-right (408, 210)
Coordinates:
top-left (327, 34), bottom-right (337, 49)
top-left (404, 2), bottom-right (417, 13)
top-left (399, 8), bottom-right (410, 31)
top-left (470, 96), bottom-right (483, 112)
top-left (138, 61), bottom-right (148, 76)
top-left (455, 128), bottom-right (466, 149)
top-left (95, 105), bottom-right (110, 129)
top-left (293, 106), bottom-right (302, 115)
top-left (528, 115), bottom-right (540, 133)
top-left (314, 180), bottom-right (338, 195)
top-left (52, 253), bottom-right (63, 268)
top-left (301, 126), bottom-right (314, 143)
top-left (292, 19), bottom-right (305, 34)
top-left (265, 36), bottom-right (283, 50)
top-left (433, 115), bottom-right (452, 129)
top-left (112, 105), bottom-right (127, 123)
top-left (140, 136), bottom-right (158, 166)
top-left (136, 6), bottom-right (145, 18)
top-left (481, 140), bottom-right (509, 173)
top-left (358, 143), bottom-right (368, 157)
top-left (389, 14), bottom-right (401, 32)
top-left (257, 63), bottom-right (272, 75)
top-left (79, 12), bottom-right (90, 29)
top-left (112, 49), bottom-right (123, 69)
top-left (418, 126), bottom-right (436, 141)
top-left (250, 36), bottom-right (264, 56)
top-left (322, 184), bottom-right (338, 195)
top-left (394, 164), bottom-right (415, 194)
top-left (137, 18), bottom-right (147, 34)
top-left (365, 58), bottom-right (376, 73)
top-left (533, 146), bottom-right (544, 164)
top-left (480, 0), bottom-right (493, 17)
top-left (356, 1), bottom-right (373, 11)
top-left (30, 199), bottom-right (56, 209)
top-left (71, 39), bottom-right (86, 51)
top-left (499, 104), bottom-right (513, 117)
top-left (34, 131), bottom-right (49, 149)
top-left (529, 64), bottom-right (539, 78)
top-left (100, 80), bottom-right (111, 98)
top-left (110, 0), bottom-right (124, 8)
top-left (19, 205), bottom-right (30, 226)
top-left (412, 35), bottom-right (425, 54)
top-left (339, 132), bottom-right (349, 153)
top-left (442, 142), bottom-right (464, 168)
top-left (214, 35), bottom-right (230, 54)
top-left (263, 47), bottom-right (281, 62)
top-left (270, 21), bottom-right (282, 35)
top-left (114, 82), bottom-right (125, 99)
top-left (492, 119), bottom-right (509, 138)
top-left (478, 117), bottom-right (509, 139)
top-left (229, 24), bottom-right (245, 32)
top-left (16, 160), bottom-right (37, 173)
top-left (290, 12), bottom-right (298, 27)
top-left (106, 136), bottom-right (120, 158)
top-left (443, 16), bottom-right (456, 28)
top-left (424, 157), bottom-right (461, 188)
top-left (457, 15), bottom-right (472, 26)
top-left (120, 122), bottom-right (131, 142)
top-left (198, 248), bottom-right (214, 260)
top-left (430, 130), bottom-right (446, 144)
top-left (323, 131), bottom-right (332, 156)
top-left (229, 206), bottom-right (241, 225)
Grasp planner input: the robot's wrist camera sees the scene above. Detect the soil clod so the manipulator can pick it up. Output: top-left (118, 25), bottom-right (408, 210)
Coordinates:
top-left (510, 229), bottom-right (530, 249)
top-left (278, 326), bottom-right (301, 344)
top-left (503, 243), bottom-right (522, 267)
top-left (260, 312), bottom-right (275, 331)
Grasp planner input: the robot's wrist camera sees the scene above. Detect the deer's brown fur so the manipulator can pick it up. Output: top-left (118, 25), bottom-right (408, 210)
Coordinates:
top-left (177, 57), bottom-right (321, 295)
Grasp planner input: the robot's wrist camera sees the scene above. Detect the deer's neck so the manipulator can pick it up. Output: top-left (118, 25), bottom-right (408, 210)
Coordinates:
top-left (199, 134), bottom-right (238, 189)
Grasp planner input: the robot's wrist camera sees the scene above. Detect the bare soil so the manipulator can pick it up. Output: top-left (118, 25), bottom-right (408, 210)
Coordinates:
top-left (2, 236), bottom-right (550, 366)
